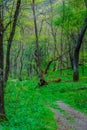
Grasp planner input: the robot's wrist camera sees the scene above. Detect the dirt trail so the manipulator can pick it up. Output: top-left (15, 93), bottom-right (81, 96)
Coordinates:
top-left (50, 101), bottom-right (87, 130)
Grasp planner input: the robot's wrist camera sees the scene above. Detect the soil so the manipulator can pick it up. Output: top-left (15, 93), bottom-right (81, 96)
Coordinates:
top-left (49, 101), bottom-right (87, 130)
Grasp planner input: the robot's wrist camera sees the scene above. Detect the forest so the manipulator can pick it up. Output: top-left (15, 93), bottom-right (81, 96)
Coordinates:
top-left (0, 0), bottom-right (87, 129)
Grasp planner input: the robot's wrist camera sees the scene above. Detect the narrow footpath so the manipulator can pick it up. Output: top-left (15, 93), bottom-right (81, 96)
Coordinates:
top-left (50, 101), bottom-right (87, 130)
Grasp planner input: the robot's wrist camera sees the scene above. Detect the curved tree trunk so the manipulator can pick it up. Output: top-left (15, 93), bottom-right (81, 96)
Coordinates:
top-left (73, 19), bottom-right (87, 81)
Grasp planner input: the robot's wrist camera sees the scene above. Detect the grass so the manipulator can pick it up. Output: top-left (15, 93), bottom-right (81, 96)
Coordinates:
top-left (0, 66), bottom-right (87, 129)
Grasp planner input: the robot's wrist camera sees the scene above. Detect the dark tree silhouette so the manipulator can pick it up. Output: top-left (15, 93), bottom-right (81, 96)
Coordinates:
top-left (0, 1), bottom-right (5, 118)
top-left (73, 0), bottom-right (87, 81)
top-left (5, 0), bottom-right (21, 82)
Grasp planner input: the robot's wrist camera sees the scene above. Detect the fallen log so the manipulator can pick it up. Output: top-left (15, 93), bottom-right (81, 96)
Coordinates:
top-left (37, 78), bottom-right (61, 88)
top-left (47, 78), bottom-right (61, 83)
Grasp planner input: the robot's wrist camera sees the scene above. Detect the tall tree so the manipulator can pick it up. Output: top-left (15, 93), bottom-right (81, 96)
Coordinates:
top-left (4, 0), bottom-right (21, 82)
top-left (73, 0), bottom-right (87, 81)
top-left (32, 0), bottom-right (47, 86)
top-left (0, 0), bottom-right (5, 118)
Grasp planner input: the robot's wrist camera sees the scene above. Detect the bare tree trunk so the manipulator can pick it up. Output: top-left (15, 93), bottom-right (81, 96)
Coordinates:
top-left (19, 44), bottom-right (24, 81)
top-left (13, 44), bottom-right (21, 78)
top-left (32, 0), bottom-right (47, 86)
top-left (60, 0), bottom-right (65, 74)
top-left (4, 0), bottom-right (21, 82)
top-left (49, 0), bottom-right (58, 71)
top-left (0, 1), bottom-right (5, 118)
top-left (81, 44), bottom-right (85, 75)
top-left (73, 18), bottom-right (87, 81)
top-left (69, 43), bottom-right (73, 69)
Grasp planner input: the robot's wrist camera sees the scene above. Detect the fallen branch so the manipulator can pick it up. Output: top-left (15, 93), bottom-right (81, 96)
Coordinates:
top-left (37, 78), bottom-right (61, 88)
top-left (47, 78), bottom-right (61, 83)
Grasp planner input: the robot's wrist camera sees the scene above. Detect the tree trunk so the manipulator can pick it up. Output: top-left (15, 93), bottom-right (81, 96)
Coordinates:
top-left (73, 22), bottom-right (87, 81)
top-left (69, 43), bottom-right (73, 69)
top-left (4, 0), bottom-right (21, 82)
top-left (0, 2), bottom-right (5, 118)
top-left (19, 44), bottom-right (23, 81)
top-left (32, 0), bottom-right (47, 86)
top-left (73, 0), bottom-right (87, 81)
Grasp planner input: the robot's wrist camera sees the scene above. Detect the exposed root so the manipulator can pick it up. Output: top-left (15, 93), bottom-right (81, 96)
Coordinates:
top-left (38, 79), bottom-right (48, 87)
top-left (36, 78), bottom-right (61, 88)
top-left (0, 114), bottom-right (8, 122)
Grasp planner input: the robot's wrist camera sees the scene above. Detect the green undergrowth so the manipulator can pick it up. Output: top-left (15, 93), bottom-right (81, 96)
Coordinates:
top-left (0, 66), bottom-right (87, 129)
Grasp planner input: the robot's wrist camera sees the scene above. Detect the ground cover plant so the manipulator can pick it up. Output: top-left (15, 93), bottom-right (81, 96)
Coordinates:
top-left (0, 66), bottom-right (87, 130)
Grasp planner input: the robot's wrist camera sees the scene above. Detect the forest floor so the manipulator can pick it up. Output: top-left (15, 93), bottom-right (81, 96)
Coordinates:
top-left (49, 101), bottom-right (87, 130)
top-left (0, 66), bottom-right (87, 130)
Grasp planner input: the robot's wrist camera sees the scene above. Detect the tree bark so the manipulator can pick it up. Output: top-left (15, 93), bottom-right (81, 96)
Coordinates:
top-left (73, 20), bottom-right (87, 81)
top-left (73, 0), bottom-right (87, 81)
top-left (32, 0), bottom-right (47, 86)
top-left (0, 1), bottom-right (5, 118)
top-left (4, 0), bottom-right (21, 82)
top-left (19, 44), bottom-right (24, 81)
